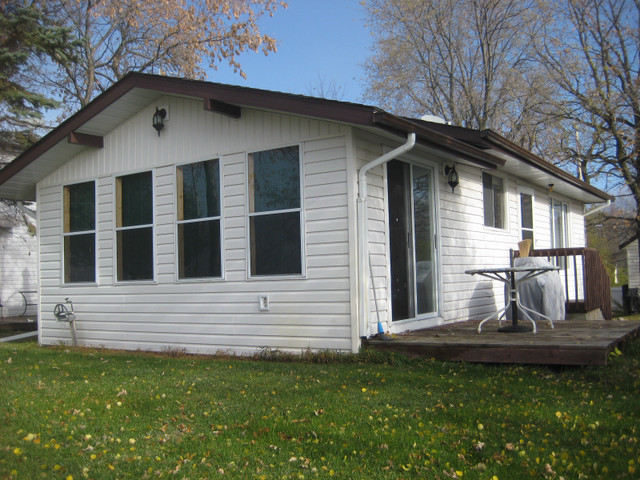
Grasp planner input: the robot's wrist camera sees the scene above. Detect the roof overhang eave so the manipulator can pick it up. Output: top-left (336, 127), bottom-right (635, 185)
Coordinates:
top-left (479, 130), bottom-right (613, 203)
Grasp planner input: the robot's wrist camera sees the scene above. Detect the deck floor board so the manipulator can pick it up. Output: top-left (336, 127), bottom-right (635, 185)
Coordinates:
top-left (363, 319), bottom-right (640, 366)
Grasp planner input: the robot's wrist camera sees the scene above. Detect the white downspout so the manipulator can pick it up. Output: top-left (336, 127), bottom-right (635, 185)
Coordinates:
top-left (583, 199), bottom-right (612, 217)
top-left (357, 133), bottom-right (416, 338)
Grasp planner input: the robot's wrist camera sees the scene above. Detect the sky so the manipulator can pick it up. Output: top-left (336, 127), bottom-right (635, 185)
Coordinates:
top-left (206, 1), bottom-right (371, 104)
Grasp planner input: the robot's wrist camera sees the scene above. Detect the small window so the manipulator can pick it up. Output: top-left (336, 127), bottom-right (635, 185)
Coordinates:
top-left (116, 171), bottom-right (154, 281)
top-left (177, 159), bottom-right (221, 279)
top-left (550, 199), bottom-right (569, 248)
top-left (63, 181), bottom-right (96, 283)
top-left (248, 146), bottom-right (302, 276)
top-left (483, 172), bottom-right (504, 229)
top-left (520, 192), bottom-right (534, 246)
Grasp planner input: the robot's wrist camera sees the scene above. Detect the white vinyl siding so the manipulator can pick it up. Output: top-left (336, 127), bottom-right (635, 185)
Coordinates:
top-left (354, 132), bottom-right (390, 333)
top-left (36, 97), bottom-right (354, 353)
top-left (440, 164), bottom-right (518, 325)
top-left (625, 240), bottom-right (640, 289)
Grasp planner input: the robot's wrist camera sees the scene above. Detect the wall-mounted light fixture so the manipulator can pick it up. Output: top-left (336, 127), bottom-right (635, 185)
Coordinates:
top-left (548, 183), bottom-right (554, 192)
top-left (445, 165), bottom-right (459, 193)
top-left (152, 107), bottom-right (167, 136)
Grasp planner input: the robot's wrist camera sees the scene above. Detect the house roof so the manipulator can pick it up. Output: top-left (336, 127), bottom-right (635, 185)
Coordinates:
top-left (0, 72), bottom-right (612, 204)
top-left (619, 234), bottom-right (638, 250)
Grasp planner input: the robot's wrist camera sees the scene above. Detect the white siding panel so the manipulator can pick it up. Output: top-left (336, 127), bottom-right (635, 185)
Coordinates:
top-left (354, 132), bottom-right (391, 333)
top-left (441, 166), bottom-right (519, 323)
top-left (97, 177), bottom-right (114, 285)
top-left (37, 99), bottom-right (354, 354)
top-left (626, 240), bottom-right (640, 289)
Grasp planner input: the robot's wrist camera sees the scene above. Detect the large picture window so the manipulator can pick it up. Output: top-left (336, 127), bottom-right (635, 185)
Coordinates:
top-left (248, 145), bottom-right (302, 276)
top-left (116, 171), bottom-right (154, 281)
top-left (483, 172), bottom-right (504, 229)
top-left (177, 159), bottom-right (221, 279)
top-left (63, 181), bottom-right (96, 283)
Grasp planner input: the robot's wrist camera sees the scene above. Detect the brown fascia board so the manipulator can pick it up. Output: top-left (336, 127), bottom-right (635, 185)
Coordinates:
top-left (0, 72), bottom-right (503, 187)
top-left (128, 73), bottom-right (380, 125)
top-left (412, 118), bottom-right (613, 202)
top-left (0, 73), bottom-right (380, 187)
top-left (405, 119), bottom-right (489, 149)
top-left (122, 74), bottom-right (504, 169)
top-left (479, 129), bottom-right (613, 202)
top-left (0, 75), bottom-right (137, 186)
top-left (374, 113), bottom-right (503, 169)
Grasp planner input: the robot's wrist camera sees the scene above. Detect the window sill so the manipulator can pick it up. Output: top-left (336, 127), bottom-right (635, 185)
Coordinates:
top-left (176, 276), bottom-right (224, 283)
top-left (63, 282), bottom-right (98, 287)
top-left (483, 225), bottom-right (508, 233)
top-left (247, 274), bottom-right (306, 281)
top-left (114, 280), bottom-right (157, 286)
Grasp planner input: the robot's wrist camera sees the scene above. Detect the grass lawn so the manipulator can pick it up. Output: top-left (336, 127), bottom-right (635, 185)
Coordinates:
top-left (1, 337), bottom-right (639, 479)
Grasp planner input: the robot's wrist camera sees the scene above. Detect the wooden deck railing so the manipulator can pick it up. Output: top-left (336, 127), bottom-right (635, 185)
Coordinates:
top-left (525, 248), bottom-right (612, 320)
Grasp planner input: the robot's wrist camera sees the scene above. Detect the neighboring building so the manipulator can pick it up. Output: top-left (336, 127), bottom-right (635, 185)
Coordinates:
top-left (0, 201), bottom-right (37, 317)
top-left (0, 73), bottom-right (612, 353)
top-left (620, 235), bottom-right (639, 290)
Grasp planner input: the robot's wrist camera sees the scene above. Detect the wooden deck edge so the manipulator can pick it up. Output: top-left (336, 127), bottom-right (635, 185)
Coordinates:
top-left (602, 321), bottom-right (640, 365)
top-left (0, 321), bottom-right (38, 332)
top-left (363, 342), bottom-right (607, 366)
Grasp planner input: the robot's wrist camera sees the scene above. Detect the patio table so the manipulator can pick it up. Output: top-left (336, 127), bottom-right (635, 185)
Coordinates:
top-left (465, 265), bottom-right (561, 334)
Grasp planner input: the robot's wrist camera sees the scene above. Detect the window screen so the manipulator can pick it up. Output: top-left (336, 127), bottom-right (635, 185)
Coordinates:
top-left (248, 146), bottom-right (302, 276)
top-left (63, 181), bottom-right (96, 283)
top-left (177, 160), bottom-right (221, 278)
top-left (116, 171), bottom-right (154, 281)
top-left (483, 172), bottom-right (504, 229)
top-left (520, 192), bottom-right (534, 246)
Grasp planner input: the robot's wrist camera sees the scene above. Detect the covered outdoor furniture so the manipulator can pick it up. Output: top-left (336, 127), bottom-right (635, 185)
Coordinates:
top-left (513, 256), bottom-right (565, 323)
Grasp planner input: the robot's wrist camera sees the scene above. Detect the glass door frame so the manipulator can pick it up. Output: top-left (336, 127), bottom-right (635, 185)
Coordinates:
top-left (386, 158), bottom-right (441, 323)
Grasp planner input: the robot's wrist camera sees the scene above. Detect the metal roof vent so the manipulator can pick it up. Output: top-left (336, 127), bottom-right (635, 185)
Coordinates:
top-left (420, 114), bottom-right (447, 124)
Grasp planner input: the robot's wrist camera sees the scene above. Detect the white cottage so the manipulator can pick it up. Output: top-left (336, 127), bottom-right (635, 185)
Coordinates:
top-left (0, 73), bottom-right (611, 354)
top-left (620, 235), bottom-right (640, 289)
top-left (0, 202), bottom-right (37, 317)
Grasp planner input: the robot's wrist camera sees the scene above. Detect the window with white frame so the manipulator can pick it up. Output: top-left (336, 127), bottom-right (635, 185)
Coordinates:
top-left (550, 198), bottom-right (569, 248)
top-left (63, 181), bottom-right (96, 283)
top-left (519, 191), bottom-right (534, 246)
top-left (176, 159), bottom-right (221, 279)
top-left (116, 171), bottom-right (154, 281)
top-left (248, 145), bottom-right (302, 276)
top-left (482, 172), bottom-right (504, 229)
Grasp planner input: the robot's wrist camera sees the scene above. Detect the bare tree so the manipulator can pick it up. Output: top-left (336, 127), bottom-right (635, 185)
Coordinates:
top-left (363, 0), bottom-right (553, 149)
top-left (27, 0), bottom-right (287, 114)
top-left (306, 75), bottom-right (346, 101)
top-left (537, 0), bottom-right (639, 205)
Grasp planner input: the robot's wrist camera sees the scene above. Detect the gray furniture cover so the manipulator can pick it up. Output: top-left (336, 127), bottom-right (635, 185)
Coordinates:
top-left (514, 256), bottom-right (566, 321)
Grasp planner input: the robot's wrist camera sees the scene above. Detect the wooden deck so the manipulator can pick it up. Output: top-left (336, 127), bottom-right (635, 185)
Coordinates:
top-left (0, 316), bottom-right (37, 332)
top-left (363, 319), bottom-right (640, 366)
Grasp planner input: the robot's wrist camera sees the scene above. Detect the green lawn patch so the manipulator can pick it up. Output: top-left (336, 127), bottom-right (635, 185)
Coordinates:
top-left (1, 338), bottom-right (639, 479)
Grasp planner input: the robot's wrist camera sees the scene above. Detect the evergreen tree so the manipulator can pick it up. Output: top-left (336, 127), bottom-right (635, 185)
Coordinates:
top-left (0, 1), bottom-right (77, 158)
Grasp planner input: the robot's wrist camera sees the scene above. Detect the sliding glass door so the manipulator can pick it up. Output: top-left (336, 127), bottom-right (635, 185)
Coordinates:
top-left (387, 160), bottom-right (437, 321)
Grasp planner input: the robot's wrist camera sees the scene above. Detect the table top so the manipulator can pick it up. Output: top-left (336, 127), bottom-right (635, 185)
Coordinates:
top-left (465, 265), bottom-right (560, 276)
